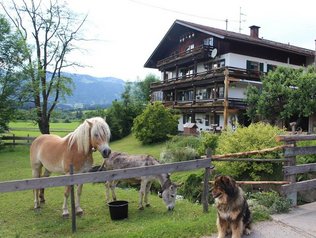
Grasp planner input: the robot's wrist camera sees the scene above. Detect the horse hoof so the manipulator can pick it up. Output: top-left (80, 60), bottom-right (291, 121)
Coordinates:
top-left (40, 199), bottom-right (45, 204)
top-left (34, 207), bottom-right (41, 212)
top-left (145, 204), bottom-right (151, 207)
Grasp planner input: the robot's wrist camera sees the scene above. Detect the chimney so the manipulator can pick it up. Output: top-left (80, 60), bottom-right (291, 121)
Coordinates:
top-left (249, 25), bottom-right (260, 38)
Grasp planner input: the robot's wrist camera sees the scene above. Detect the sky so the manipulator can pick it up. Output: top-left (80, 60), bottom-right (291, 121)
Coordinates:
top-left (65, 0), bottom-right (316, 81)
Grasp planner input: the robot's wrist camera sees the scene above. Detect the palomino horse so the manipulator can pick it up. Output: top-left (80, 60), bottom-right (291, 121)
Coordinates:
top-left (30, 117), bottom-right (111, 217)
top-left (98, 152), bottom-right (179, 211)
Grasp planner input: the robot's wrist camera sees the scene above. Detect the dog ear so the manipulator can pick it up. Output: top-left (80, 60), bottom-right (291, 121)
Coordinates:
top-left (221, 176), bottom-right (238, 197)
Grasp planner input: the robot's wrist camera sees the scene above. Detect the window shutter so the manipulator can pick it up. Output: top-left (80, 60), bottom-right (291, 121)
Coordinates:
top-left (246, 60), bottom-right (251, 70)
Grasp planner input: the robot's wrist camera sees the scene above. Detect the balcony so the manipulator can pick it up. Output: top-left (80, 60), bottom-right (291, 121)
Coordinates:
top-left (151, 66), bottom-right (263, 90)
top-left (157, 44), bottom-right (211, 68)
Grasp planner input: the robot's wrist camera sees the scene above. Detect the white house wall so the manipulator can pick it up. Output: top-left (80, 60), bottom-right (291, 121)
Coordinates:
top-left (224, 53), bottom-right (302, 72)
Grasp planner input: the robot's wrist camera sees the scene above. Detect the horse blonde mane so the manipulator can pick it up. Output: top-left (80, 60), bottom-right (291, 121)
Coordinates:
top-left (66, 117), bottom-right (110, 154)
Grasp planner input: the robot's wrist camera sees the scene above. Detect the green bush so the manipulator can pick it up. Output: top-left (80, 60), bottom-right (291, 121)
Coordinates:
top-left (247, 199), bottom-right (271, 221)
top-left (250, 191), bottom-right (292, 214)
top-left (132, 102), bottom-right (179, 144)
top-left (166, 135), bottom-right (200, 150)
top-left (214, 122), bottom-right (285, 180)
top-left (160, 146), bottom-right (199, 163)
top-left (160, 135), bottom-right (200, 162)
top-left (179, 173), bottom-right (203, 203)
top-left (197, 132), bottom-right (219, 155)
top-left (297, 140), bottom-right (316, 164)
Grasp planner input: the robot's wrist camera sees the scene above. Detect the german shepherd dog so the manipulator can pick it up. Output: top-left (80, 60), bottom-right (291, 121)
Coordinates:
top-left (211, 175), bottom-right (252, 238)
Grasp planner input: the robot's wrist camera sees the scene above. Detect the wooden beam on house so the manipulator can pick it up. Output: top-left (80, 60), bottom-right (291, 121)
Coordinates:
top-left (223, 68), bottom-right (229, 129)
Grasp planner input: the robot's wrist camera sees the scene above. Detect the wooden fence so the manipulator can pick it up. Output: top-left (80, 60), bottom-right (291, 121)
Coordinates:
top-left (0, 157), bottom-right (212, 232)
top-left (277, 135), bottom-right (316, 206)
top-left (1, 134), bottom-right (36, 146)
top-left (204, 134), bottom-right (316, 206)
top-left (1, 134), bottom-right (316, 231)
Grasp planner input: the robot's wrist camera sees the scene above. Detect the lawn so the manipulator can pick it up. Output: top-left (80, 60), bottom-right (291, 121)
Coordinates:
top-left (0, 125), bottom-right (217, 238)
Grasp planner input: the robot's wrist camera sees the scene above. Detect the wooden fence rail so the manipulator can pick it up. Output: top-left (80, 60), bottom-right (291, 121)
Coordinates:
top-left (0, 158), bottom-right (212, 193)
top-left (1, 134), bottom-right (36, 146)
top-left (0, 157), bottom-right (212, 233)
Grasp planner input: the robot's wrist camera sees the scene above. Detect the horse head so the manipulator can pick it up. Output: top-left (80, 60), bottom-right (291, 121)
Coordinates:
top-left (86, 117), bottom-right (111, 158)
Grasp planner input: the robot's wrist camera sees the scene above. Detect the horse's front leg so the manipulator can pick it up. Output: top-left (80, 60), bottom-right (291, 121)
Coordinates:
top-left (62, 185), bottom-right (71, 217)
top-left (75, 184), bottom-right (84, 215)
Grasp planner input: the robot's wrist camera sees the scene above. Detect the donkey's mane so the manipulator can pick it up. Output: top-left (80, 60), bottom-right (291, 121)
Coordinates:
top-left (65, 117), bottom-right (110, 154)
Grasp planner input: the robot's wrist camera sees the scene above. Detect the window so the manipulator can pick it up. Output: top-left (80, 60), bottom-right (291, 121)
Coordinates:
top-left (246, 60), bottom-right (264, 72)
top-left (179, 66), bottom-right (194, 78)
top-left (203, 37), bottom-right (214, 47)
top-left (204, 59), bottom-right (225, 70)
top-left (196, 88), bottom-right (207, 100)
top-left (183, 114), bottom-right (193, 124)
top-left (218, 86), bottom-right (224, 98)
top-left (267, 64), bottom-right (277, 72)
top-left (186, 44), bottom-right (194, 52)
top-left (215, 115), bottom-right (220, 126)
top-left (205, 115), bottom-right (210, 126)
top-left (152, 91), bottom-right (163, 101)
top-left (177, 90), bottom-right (193, 101)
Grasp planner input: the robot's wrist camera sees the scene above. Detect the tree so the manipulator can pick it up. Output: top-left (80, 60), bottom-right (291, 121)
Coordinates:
top-left (1, 0), bottom-right (87, 134)
top-left (132, 102), bottom-right (179, 144)
top-left (133, 73), bottom-right (160, 102)
top-left (0, 15), bottom-right (27, 132)
top-left (106, 83), bottom-right (144, 140)
top-left (246, 66), bottom-right (316, 125)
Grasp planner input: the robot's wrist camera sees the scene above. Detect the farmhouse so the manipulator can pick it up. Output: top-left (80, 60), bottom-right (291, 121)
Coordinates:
top-left (144, 19), bottom-right (316, 132)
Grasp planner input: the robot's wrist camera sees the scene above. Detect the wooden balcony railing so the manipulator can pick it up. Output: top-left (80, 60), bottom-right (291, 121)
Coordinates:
top-left (157, 44), bottom-right (211, 68)
top-left (150, 66), bottom-right (263, 89)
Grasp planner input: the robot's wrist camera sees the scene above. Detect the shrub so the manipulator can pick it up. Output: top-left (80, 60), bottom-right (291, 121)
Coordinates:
top-left (297, 140), bottom-right (316, 164)
top-left (250, 191), bottom-right (292, 214)
top-left (160, 147), bottom-right (199, 163)
top-left (197, 132), bottom-right (219, 155)
top-left (247, 199), bottom-right (271, 221)
top-left (132, 102), bottom-right (179, 144)
top-left (214, 122), bottom-right (285, 180)
top-left (160, 135), bottom-right (200, 163)
top-left (179, 173), bottom-right (203, 203)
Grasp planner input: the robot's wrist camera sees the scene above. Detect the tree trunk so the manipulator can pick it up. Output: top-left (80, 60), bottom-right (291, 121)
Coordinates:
top-left (38, 116), bottom-right (50, 134)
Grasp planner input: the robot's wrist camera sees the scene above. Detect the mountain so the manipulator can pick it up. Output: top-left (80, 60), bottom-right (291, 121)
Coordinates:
top-left (60, 73), bottom-right (125, 109)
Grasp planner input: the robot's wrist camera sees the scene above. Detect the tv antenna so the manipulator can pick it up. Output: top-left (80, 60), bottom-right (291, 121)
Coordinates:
top-left (239, 7), bottom-right (246, 33)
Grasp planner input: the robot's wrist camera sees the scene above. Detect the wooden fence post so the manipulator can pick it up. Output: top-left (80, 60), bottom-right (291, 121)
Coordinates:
top-left (70, 164), bottom-right (76, 233)
top-left (202, 148), bottom-right (212, 213)
top-left (284, 141), bottom-right (297, 206)
top-left (13, 134), bottom-right (16, 146)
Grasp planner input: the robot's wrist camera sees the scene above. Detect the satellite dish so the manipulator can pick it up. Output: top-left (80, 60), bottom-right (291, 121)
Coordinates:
top-left (211, 48), bottom-right (217, 58)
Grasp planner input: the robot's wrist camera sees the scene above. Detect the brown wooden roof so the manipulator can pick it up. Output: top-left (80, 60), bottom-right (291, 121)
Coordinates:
top-left (144, 19), bottom-right (315, 68)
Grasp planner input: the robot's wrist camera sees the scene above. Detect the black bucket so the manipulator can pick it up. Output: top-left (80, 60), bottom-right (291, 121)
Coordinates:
top-left (108, 200), bottom-right (128, 220)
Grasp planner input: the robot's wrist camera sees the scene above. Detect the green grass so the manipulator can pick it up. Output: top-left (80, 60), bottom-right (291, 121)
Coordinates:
top-left (0, 128), bottom-right (217, 237)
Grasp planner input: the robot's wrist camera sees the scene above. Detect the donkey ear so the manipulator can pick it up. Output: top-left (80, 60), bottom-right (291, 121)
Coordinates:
top-left (174, 182), bottom-right (183, 187)
top-left (103, 116), bottom-right (107, 121)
